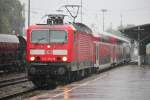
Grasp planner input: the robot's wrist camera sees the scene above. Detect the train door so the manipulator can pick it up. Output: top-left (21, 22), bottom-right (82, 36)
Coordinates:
top-left (96, 43), bottom-right (100, 66)
top-left (111, 45), bottom-right (115, 64)
top-left (114, 45), bottom-right (117, 63)
top-left (121, 46), bottom-right (124, 62)
top-left (123, 47), bottom-right (126, 62)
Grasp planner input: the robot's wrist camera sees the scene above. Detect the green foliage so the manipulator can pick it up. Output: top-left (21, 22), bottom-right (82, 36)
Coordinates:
top-left (0, 0), bottom-right (25, 35)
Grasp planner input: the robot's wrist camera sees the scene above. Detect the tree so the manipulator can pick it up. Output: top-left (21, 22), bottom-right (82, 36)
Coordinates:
top-left (0, 0), bottom-right (25, 35)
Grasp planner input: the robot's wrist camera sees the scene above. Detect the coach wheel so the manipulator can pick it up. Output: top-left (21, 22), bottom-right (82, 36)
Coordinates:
top-left (71, 71), bottom-right (77, 82)
top-left (59, 72), bottom-right (72, 84)
top-left (87, 68), bottom-right (90, 76)
top-left (76, 71), bottom-right (81, 80)
top-left (80, 70), bottom-right (85, 79)
top-left (67, 72), bottom-right (73, 83)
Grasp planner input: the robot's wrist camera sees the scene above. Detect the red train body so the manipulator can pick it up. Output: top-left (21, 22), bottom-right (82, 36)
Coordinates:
top-left (0, 34), bottom-right (19, 67)
top-left (0, 34), bottom-right (26, 72)
top-left (26, 19), bottom-right (130, 88)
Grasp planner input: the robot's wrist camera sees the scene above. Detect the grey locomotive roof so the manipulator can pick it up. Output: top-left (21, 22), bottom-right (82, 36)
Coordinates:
top-left (73, 23), bottom-right (93, 34)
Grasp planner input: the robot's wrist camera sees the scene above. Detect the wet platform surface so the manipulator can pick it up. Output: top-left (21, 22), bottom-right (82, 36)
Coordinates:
top-left (28, 65), bottom-right (150, 100)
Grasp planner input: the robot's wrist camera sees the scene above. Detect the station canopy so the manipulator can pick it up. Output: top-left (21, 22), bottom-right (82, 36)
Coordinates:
top-left (119, 23), bottom-right (150, 45)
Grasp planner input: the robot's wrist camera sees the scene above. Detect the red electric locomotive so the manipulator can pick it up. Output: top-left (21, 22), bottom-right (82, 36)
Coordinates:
top-left (26, 14), bottom-right (130, 88)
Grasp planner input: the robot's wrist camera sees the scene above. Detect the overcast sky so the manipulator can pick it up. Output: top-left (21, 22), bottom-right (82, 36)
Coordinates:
top-left (20, 0), bottom-right (150, 32)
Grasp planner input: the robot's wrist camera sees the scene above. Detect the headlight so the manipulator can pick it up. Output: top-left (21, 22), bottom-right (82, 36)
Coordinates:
top-left (30, 56), bottom-right (35, 61)
top-left (62, 56), bottom-right (67, 62)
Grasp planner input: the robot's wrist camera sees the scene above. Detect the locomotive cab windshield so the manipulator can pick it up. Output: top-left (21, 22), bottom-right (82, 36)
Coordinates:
top-left (31, 30), bottom-right (67, 44)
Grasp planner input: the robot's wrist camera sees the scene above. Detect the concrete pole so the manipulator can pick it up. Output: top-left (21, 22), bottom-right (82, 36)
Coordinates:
top-left (81, 0), bottom-right (83, 23)
top-left (134, 26), bottom-right (144, 66)
top-left (138, 31), bottom-right (141, 66)
top-left (138, 44), bottom-right (141, 66)
top-left (101, 9), bottom-right (107, 32)
top-left (28, 0), bottom-right (30, 27)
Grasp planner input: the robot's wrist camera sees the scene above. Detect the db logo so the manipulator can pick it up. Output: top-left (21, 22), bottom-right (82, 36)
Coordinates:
top-left (46, 50), bottom-right (52, 54)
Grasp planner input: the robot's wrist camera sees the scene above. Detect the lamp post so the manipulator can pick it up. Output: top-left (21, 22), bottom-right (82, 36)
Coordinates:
top-left (81, 0), bottom-right (83, 23)
top-left (134, 26), bottom-right (144, 66)
top-left (101, 9), bottom-right (107, 31)
top-left (28, 0), bottom-right (30, 27)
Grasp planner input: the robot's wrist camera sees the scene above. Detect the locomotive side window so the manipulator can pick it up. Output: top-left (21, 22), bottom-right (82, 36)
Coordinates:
top-left (31, 30), bottom-right (67, 43)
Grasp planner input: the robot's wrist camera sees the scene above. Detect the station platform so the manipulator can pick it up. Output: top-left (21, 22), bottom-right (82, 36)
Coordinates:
top-left (28, 65), bottom-right (150, 100)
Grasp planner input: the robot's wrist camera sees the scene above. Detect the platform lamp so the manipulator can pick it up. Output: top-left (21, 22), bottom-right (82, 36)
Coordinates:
top-left (28, 0), bottom-right (30, 27)
top-left (101, 9), bottom-right (107, 31)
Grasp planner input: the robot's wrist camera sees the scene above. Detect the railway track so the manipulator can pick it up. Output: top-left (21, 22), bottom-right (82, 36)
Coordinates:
top-left (0, 76), bottom-right (28, 88)
top-left (0, 87), bottom-right (36, 100)
top-left (0, 75), bottom-right (37, 100)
